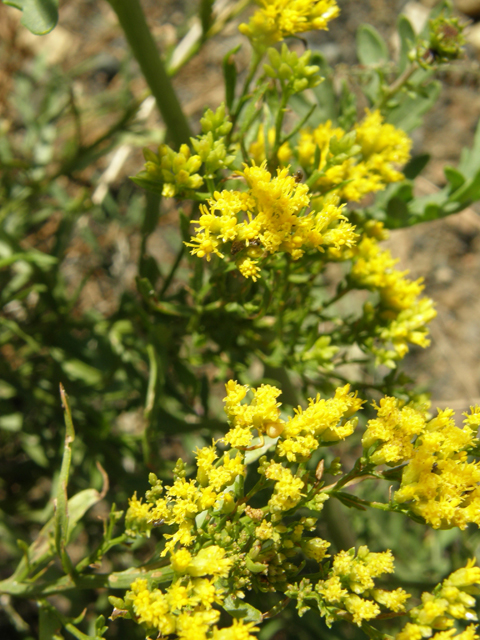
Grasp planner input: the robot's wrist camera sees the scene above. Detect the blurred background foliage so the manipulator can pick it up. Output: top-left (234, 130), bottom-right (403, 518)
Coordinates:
top-left (1, 0), bottom-right (480, 639)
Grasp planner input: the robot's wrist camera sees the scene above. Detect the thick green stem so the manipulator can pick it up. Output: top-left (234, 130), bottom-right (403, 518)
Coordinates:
top-left (107, 0), bottom-right (191, 148)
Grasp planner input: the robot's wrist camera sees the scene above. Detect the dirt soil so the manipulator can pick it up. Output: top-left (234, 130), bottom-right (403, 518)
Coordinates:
top-left (2, 0), bottom-right (480, 412)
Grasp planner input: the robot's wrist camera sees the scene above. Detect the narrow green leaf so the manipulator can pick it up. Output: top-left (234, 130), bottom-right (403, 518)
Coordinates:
top-left (66, 489), bottom-right (105, 543)
top-left (55, 385), bottom-right (75, 571)
top-left (108, 566), bottom-right (174, 590)
top-left (334, 491), bottom-right (367, 510)
top-left (0, 251), bottom-right (57, 270)
top-left (458, 118), bottom-right (480, 179)
top-left (61, 360), bottom-right (103, 386)
top-left (130, 174), bottom-right (164, 196)
top-left (200, 0), bottom-right (214, 37)
top-left (356, 24), bottom-right (389, 66)
top-left (223, 45), bottom-right (240, 112)
top-left (4, 0), bottom-right (58, 35)
top-left (142, 191), bottom-right (162, 236)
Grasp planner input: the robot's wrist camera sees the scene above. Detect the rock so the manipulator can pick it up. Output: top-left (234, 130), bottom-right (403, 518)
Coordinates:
top-left (466, 22), bottom-right (480, 50)
top-left (454, 0), bottom-right (480, 18)
top-left (403, 2), bottom-right (430, 34)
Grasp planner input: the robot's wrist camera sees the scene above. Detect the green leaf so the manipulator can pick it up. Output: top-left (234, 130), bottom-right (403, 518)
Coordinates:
top-left (223, 596), bottom-right (263, 623)
top-left (55, 385), bottom-right (75, 571)
top-left (458, 118), bottom-right (480, 179)
top-left (61, 360), bottom-right (103, 386)
top-left (444, 166), bottom-right (466, 192)
top-left (0, 412), bottom-right (23, 432)
top-left (397, 14), bottom-right (415, 73)
top-left (223, 45), bottom-right (240, 112)
top-left (4, 0), bottom-right (58, 35)
top-left (66, 488), bottom-right (106, 543)
top-left (130, 173), bottom-right (164, 196)
top-left (311, 53), bottom-right (336, 124)
top-left (449, 168), bottom-right (480, 205)
top-left (142, 191), bottom-right (162, 237)
top-left (385, 197), bottom-right (410, 229)
top-left (199, 0), bottom-right (214, 36)
top-left (387, 79), bottom-right (441, 132)
top-left (39, 605), bottom-right (61, 640)
top-left (403, 154), bottom-right (430, 180)
top-left (356, 24), bottom-right (389, 66)
top-left (334, 491), bottom-right (367, 510)
top-left (108, 566), bottom-right (174, 590)
top-left (0, 251), bottom-right (57, 270)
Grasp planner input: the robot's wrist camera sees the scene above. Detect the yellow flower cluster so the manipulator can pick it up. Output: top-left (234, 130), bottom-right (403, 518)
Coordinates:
top-left (291, 546), bottom-right (409, 627)
top-left (278, 384), bottom-right (364, 462)
top-left (396, 560), bottom-right (480, 640)
top-left (394, 406), bottom-right (480, 529)
top-left (264, 462), bottom-right (305, 512)
top-left (122, 375), bottom-right (480, 639)
top-left (125, 455), bottom-right (245, 554)
top-left (362, 396), bottom-right (427, 466)
top-left (351, 231), bottom-right (436, 365)
top-left (223, 379), bottom-right (283, 448)
top-left (223, 380), bottom-right (363, 463)
top-left (297, 110), bottom-right (412, 202)
top-left (239, 0), bottom-right (339, 50)
top-left (317, 547), bottom-right (409, 625)
top-left (186, 162), bottom-right (357, 280)
top-left (125, 547), bottom-right (257, 640)
top-left (363, 396), bottom-right (480, 529)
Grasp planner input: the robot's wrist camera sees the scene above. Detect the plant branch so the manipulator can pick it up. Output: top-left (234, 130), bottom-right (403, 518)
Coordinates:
top-left (106, 0), bottom-right (191, 148)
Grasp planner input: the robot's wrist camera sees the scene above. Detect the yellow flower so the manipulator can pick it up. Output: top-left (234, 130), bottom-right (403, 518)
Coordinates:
top-left (265, 462), bottom-right (305, 512)
top-left (237, 256), bottom-right (261, 281)
top-left (249, 124), bottom-right (291, 165)
top-left (344, 594), bottom-right (380, 626)
top-left (187, 545), bottom-right (234, 578)
top-left (313, 546), bottom-right (404, 627)
top-left (212, 619), bottom-right (259, 640)
top-left (362, 397), bottom-right (426, 465)
top-left (171, 548), bottom-right (193, 574)
top-left (277, 384), bottom-right (363, 462)
top-left (239, 0), bottom-right (339, 50)
top-left (126, 579), bottom-right (176, 635)
top-left (125, 492), bottom-right (153, 537)
top-left (351, 232), bottom-right (436, 365)
top-left (303, 537), bottom-right (331, 562)
top-left (296, 110), bottom-right (411, 202)
top-left (186, 162), bottom-right (356, 279)
top-left (396, 562), bottom-right (480, 639)
top-left (394, 407), bottom-right (480, 529)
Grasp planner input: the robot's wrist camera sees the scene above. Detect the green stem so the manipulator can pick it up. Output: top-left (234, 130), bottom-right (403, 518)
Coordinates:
top-left (270, 90), bottom-right (289, 166)
top-left (375, 61), bottom-right (419, 111)
top-left (229, 50), bottom-right (263, 139)
top-left (106, 0), bottom-right (191, 148)
top-left (159, 246), bottom-right (186, 299)
top-left (321, 284), bottom-right (352, 310)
